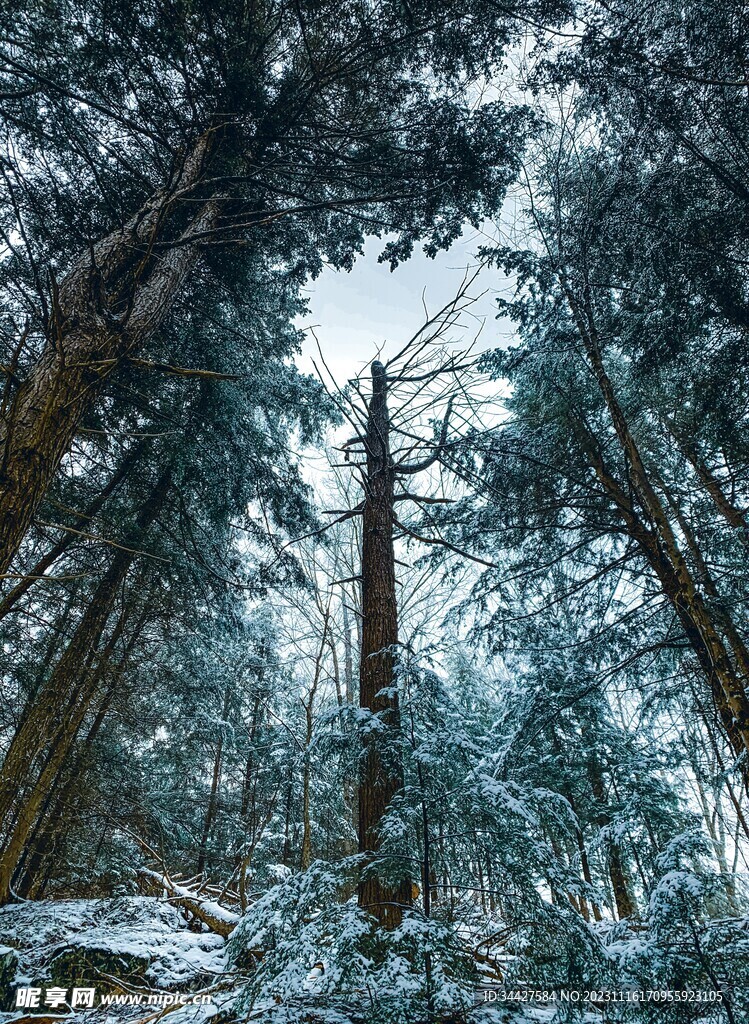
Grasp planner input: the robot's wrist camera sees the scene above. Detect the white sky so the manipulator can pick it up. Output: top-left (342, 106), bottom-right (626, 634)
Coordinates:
top-left (295, 224), bottom-right (518, 387)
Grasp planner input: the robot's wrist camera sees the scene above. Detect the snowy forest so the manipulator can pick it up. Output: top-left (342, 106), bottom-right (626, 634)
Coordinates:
top-left (1, 0), bottom-right (749, 1021)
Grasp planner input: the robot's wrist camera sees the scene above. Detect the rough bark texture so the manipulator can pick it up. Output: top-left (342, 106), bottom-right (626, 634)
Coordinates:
top-left (0, 137), bottom-right (217, 575)
top-left (357, 360), bottom-right (411, 929)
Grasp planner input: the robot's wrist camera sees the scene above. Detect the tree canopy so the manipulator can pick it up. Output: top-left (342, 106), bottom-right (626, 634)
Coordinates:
top-left (1, 2), bottom-right (749, 1023)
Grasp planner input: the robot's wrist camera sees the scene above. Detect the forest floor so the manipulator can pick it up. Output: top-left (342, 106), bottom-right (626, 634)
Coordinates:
top-left (0, 897), bottom-right (224, 1022)
top-left (0, 896), bottom-right (602, 1024)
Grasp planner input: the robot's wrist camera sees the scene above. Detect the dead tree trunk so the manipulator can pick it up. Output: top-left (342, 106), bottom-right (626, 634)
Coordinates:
top-left (358, 360), bottom-right (411, 928)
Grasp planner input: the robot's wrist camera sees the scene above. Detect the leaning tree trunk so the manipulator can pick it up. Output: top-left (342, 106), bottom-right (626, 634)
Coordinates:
top-left (566, 292), bottom-right (749, 786)
top-left (663, 416), bottom-right (749, 533)
top-left (0, 137), bottom-right (218, 576)
top-left (0, 467), bottom-right (171, 902)
top-left (358, 360), bottom-right (412, 929)
top-left (14, 601), bottom-right (150, 899)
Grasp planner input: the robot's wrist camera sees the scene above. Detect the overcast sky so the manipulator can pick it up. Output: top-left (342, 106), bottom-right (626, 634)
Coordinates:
top-left (296, 224), bottom-right (518, 387)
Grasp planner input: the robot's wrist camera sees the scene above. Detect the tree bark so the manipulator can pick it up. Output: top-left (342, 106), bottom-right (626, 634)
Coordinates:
top-left (569, 338), bottom-right (749, 784)
top-left (197, 691), bottom-right (228, 877)
top-left (0, 467), bottom-right (171, 902)
top-left (301, 604), bottom-right (329, 871)
top-left (357, 360), bottom-right (411, 929)
top-left (0, 137), bottom-right (217, 575)
top-left (587, 754), bottom-right (637, 920)
top-left (14, 602), bottom-right (150, 898)
top-left (138, 869), bottom-right (239, 937)
top-left (663, 416), bottom-right (749, 532)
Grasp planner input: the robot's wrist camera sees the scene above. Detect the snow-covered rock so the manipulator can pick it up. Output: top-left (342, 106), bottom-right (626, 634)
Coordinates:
top-left (0, 895), bottom-right (225, 1015)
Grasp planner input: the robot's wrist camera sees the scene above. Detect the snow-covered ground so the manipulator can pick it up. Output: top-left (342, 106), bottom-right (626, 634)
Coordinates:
top-left (0, 895), bottom-right (665, 1024)
top-left (0, 896), bottom-right (226, 1022)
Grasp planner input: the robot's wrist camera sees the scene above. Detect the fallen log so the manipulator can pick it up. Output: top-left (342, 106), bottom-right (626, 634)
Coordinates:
top-left (138, 868), bottom-right (240, 938)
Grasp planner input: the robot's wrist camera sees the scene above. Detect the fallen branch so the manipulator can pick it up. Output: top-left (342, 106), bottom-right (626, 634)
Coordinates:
top-left (138, 868), bottom-right (240, 937)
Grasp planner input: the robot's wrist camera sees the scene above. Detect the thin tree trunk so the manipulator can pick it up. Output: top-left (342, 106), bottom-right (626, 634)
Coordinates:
top-left (281, 772), bottom-right (293, 867)
top-left (663, 416), bottom-right (749, 532)
top-left (550, 727), bottom-right (603, 921)
top-left (340, 595), bottom-right (358, 851)
top-left (587, 755), bottom-right (637, 920)
top-left (0, 468), bottom-right (170, 902)
top-left (301, 604), bottom-right (330, 870)
top-left (197, 690), bottom-right (229, 877)
top-left (691, 683), bottom-right (749, 844)
top-left (240, 695), bottom-right (262, 821)
top-left (342, 596), bottom-right (354, 704)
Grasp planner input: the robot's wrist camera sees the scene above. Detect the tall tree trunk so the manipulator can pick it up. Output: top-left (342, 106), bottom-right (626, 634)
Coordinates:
top-left (342, 596), bottom-right (355, 705)
top-left (197, 687), bottom-right (230, 877)
top-left (693, 774), bottom-right (739, 913)
top-left (197, 734), bottom-right (224, 877)
top-left (14, 601), bottom-right (150, 898)
top-left (656, 469), bottom-right (749, 686)
top-left (573, 400), bottom-right (749, 785)
top-left (340, 595), bottom-right (358, 850)
top-left (281, 769), bottom-right (294, 867)
top-left (301, 603), bottom-right (330, 870)
top-left (357, 360), bottom-right (411, 929)
top-left (0, 468), bottom-right (171, 902)
top-left (587, 754), bottom-right (637, 920)
top-left (0, 598), bottom-right (129, 902)
top-left (565, 285), bottom-right (749, 778)
top-left (691, 685), bottom-right (749, 845)
top-left (0, 138), bottom-right (217, 575)
top-left (550, 727), bottom-right (603, 921)
top-left (240, 695), bottom-right (263, 822)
